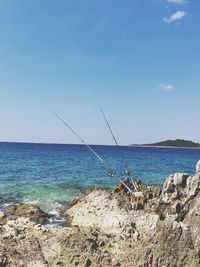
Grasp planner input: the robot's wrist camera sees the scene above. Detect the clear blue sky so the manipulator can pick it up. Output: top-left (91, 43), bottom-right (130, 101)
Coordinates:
top-left (0, 0), bottom-right (199, 145)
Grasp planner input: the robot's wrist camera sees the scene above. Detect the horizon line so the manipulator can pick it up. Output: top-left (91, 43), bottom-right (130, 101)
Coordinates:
top-left (0, 140), bottom-right (132, 147)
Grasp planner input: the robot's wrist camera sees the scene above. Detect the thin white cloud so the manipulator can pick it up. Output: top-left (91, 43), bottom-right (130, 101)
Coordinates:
top-left (168, 0), bottom-right (188, 4)
top-left (159, 84), bottom-right (175, 92)
top-left (163, 11), bottom-right (186, 23)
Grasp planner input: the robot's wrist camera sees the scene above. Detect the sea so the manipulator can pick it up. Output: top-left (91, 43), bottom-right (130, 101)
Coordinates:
top-left (0, 142), bottom-right (200, 213)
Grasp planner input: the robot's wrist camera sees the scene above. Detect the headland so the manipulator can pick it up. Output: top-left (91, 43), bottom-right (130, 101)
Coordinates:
top-left (132, 139), bottom-right (200, 148)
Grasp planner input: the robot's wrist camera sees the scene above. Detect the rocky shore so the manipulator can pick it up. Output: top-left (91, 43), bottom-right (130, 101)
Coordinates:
top-left (0, 161), bottom-right (200, 267)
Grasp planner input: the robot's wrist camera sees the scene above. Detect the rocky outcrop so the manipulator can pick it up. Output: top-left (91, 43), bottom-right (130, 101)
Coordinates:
top-left (62, 184), bottom-right (160, 236)
top-left (0, 161), bottom-right (200, 267)
top-left (157, 171), bottom-right (200, 221)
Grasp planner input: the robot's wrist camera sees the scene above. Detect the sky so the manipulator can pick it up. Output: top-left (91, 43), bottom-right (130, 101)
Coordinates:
top-left (0, 0), bottom-right (199, 145)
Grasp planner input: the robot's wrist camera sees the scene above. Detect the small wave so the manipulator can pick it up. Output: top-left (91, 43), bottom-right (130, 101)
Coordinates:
top-left (24, 199), bottom-right (40, 205)
top-left (46, 211), bottom-right (68, 227)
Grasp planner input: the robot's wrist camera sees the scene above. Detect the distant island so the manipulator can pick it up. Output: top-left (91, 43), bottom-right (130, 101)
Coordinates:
top-left (132, 139), bottom-right (200, 148)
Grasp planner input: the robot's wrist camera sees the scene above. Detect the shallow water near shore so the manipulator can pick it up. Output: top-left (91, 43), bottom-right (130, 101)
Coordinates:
top-left (0, 142), bottom-right (200, 212)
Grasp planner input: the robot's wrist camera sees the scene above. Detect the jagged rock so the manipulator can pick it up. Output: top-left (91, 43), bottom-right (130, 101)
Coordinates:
top-left (7, 203), bottom-right (49, 224)
top-left (160, 172), bottom-right (200, 205)
top-left (157, 171), bottom-right (200, 223)
top-left (160, 173), bottom-right (189, 203)
top-left (185, 173), bottom-right (200, 199)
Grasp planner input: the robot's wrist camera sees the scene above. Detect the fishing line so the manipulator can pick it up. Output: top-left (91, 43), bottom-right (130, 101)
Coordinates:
top-left (100, 108), bottom-right (138, 191)
top-left (54, 112), bottom-right (113, 173)
top-left (100, 108), bottom-right (129, 171)
top-left (54, 111), bottom-right (134, 194)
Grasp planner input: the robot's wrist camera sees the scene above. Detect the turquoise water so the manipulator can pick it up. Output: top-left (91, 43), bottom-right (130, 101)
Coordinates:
top-left (0, 142), bottom-right (200, 212)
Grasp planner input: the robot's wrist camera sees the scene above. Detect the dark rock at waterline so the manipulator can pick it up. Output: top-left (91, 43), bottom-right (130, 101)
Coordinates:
top-left (7, 203), bottom-right (49, 224)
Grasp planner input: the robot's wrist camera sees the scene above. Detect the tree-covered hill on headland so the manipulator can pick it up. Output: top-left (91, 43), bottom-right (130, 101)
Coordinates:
top-left (133, 139), bottom-right (200, 148)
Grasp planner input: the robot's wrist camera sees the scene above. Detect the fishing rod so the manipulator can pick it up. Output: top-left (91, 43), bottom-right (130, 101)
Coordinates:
top-left (100, 108), bottom-right (129, 171)
top-left (54, 112), bottom-right (113, 176)
top-left (100, 108), bottom-right (138, 192)
top-left (54, 112), bottom-right (134, 194)
top-left (54, 112), bottom-right (106, 167)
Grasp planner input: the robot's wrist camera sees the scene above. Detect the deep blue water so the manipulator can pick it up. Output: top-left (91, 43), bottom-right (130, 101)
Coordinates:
top-left (0, 142), bottom-right (200, 212)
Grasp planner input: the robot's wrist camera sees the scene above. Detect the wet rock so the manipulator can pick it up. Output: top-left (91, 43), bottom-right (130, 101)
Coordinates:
top-left (7, 203), bottom-right (49, 224)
